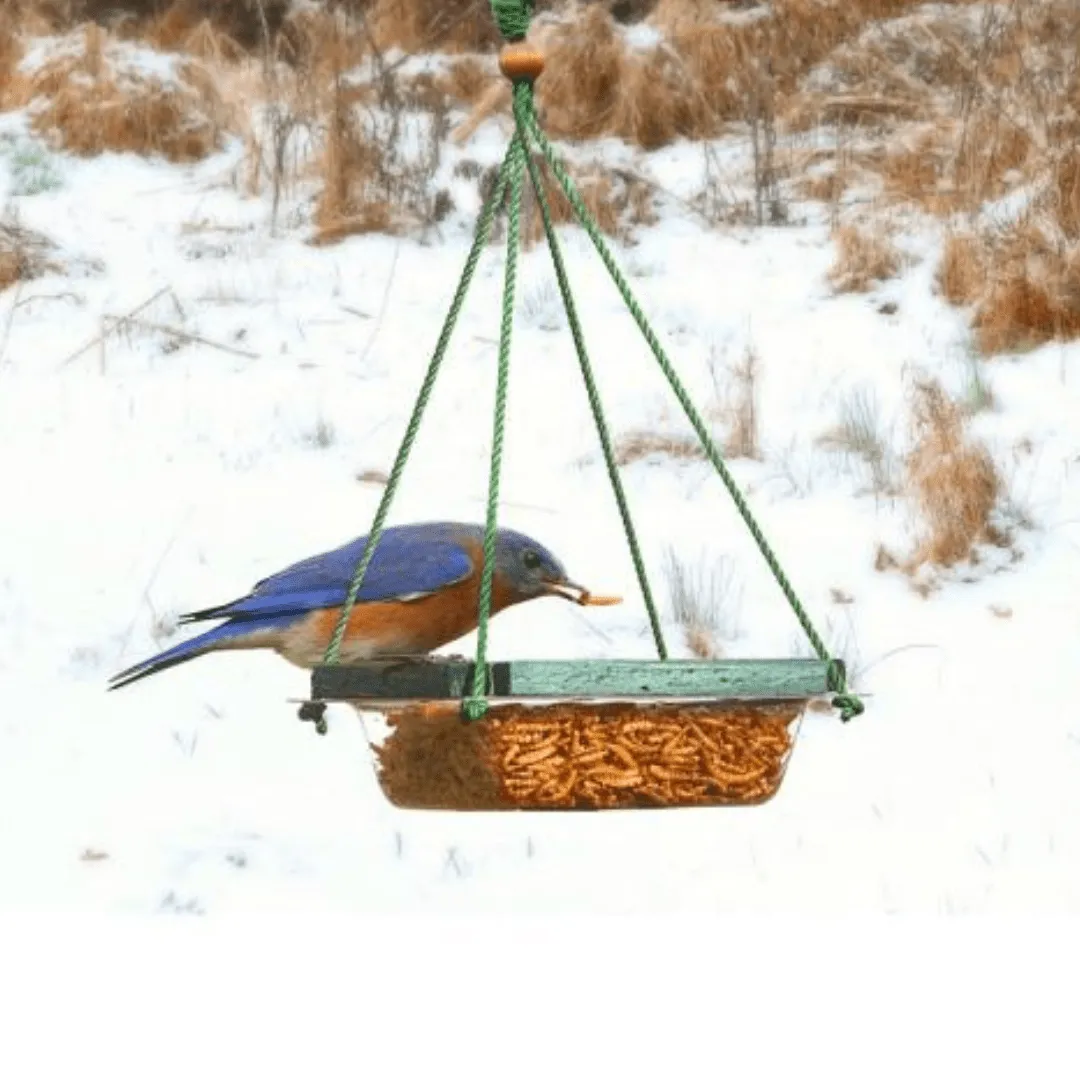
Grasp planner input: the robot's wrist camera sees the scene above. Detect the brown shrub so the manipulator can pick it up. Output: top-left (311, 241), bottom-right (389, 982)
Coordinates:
top-left (18, 1), bottom-right (291, 50)
top-left (952, 109), bottom-right (1033, 208)
top-left (936, 231), bottom-right (983, 306)
top-left (367, 0), bottom-right (500, 53)
top-left (936, 213), bottom-right (1080, 355)
top-left (442, 55), bottom-right (493, 104)
top-left (1051, 150), bottom-right (1080, 241)
top-left (312, 72), bottom-right (395, 243)
top-left (718, 344), bottom-right (760, 460)
top-left (905, 380), bottom-right (1001, 569)
top-left (14, 24), bottom-right (228, 162)
top-left (448, 0), bottom-right (935, 150)
top-left (973, 270), bottom-right (1080, 356)
top-left (311, 58), bottom-right (450, 244)
top-left (0, 11), bottom-right (23, 95)
top-left (827, 223), bottom-right (901, 292)
top-left (0, 214), bottom-right (59, 292)
top-left (614, 430), bottom-right (704, 466)
top-left (519, 158), bottom-right (655, 247)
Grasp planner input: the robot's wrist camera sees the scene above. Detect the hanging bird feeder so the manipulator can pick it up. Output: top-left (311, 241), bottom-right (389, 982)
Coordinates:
top-left (301, 0), bottom-right (863, 811)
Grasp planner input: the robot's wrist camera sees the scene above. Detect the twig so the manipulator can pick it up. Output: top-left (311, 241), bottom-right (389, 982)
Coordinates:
top-left (116, 512), bottom-right (192, 663)
top-left (58, 286), bottom-right (170, 369)
top-left (357, 241), bottom-right (401, 369)
top-left (0, 278), bottom-right (25, 372)
top-left (13, 290), bottom-right (81, 310)
top-left (126, 318), bottom-right (259, 359)
top-left (854, 643), bottom-right (944, 681)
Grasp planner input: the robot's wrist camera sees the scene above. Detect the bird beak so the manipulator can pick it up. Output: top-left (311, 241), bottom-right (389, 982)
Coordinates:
top-left (543, 579), bottom-right (623, 606)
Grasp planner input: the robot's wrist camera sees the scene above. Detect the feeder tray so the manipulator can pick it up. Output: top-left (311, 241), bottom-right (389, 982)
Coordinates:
top-left (309, 658), bottom-right (836, 810)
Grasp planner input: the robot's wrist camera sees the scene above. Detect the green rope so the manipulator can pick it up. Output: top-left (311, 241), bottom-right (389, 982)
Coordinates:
top-left (462, 118), bottom-right (529, 721)
top-left (516, 117), bottom-right (668, 660)
top-left (490, 0), bottom-right (533, 40)
top-left (322, 141), bottom-right (514, 666)
top-left (523, 111), bottom-right (864, 721)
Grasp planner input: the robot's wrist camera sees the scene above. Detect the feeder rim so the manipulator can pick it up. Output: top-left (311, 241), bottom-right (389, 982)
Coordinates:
top-left (311, 657), bottom-right (843, 704)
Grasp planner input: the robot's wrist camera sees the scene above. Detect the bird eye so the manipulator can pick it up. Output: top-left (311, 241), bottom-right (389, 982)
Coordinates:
top-left (522, 549), bottom-right (541, 570)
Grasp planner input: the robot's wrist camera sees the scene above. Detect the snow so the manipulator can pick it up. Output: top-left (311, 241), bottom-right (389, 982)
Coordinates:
top-left (1, 92), bottom-right (1079, 915)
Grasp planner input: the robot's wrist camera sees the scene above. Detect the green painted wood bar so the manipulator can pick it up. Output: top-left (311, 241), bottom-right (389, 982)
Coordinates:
top-left (311, 658), bottom-right (839, 703)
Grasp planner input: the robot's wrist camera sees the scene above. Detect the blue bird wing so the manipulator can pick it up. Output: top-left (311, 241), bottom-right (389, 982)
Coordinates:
top-left (183, 527), bottom-right (477, 623)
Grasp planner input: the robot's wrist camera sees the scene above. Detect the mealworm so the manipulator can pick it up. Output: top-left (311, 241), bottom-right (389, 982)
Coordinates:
top-left (571, 748), bottom-right (609, 766)
top-left (648, 764), bottom-right (698, 782)
top-left (503, 780), bottom-right (542, 799)
top-left (588, 768), bottom-right (643, 790)
top-left (618, 719), bottom-right (662, 736)
top-left (688, 722), bottom-right (720, 753)
top-left (705, 759), bottom-right (770, 785)
top-left (513, 744), bottom-right (560, 767)
top-left (537, 770), bottom-right (578, 804)
top-left (609, 742), bottom-right (639, 771)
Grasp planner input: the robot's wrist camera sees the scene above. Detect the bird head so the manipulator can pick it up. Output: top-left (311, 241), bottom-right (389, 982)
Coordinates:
top-left (494, 528), bottom-right (618, 607)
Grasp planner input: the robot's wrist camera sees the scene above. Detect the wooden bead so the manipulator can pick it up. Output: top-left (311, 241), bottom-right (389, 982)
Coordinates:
top-left (499, 44), bottom-right (545, 81)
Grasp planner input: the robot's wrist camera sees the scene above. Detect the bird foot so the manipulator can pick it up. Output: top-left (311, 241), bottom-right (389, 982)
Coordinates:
top-left (298, 700), bottom-right (328, 736)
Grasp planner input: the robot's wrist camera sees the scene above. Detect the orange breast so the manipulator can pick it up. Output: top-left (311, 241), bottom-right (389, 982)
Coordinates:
top-left (306, 566), bottom-right (522, 659)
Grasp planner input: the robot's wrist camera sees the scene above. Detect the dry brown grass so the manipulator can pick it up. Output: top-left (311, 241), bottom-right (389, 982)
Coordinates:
top-left (6, 23), bottom-right (229, 162)
top-left (312, 70), bottom-right (396, 243)
top-left (613, 429), bottom-right (704, 467)
top-left (827, 222), bottom-right (901, 293)
top-left (12, 1), bottom-right (291, 50)
top-left (938, 215), bottom-right (1080, 355)
top-left (367, 0), bottom-right (501, 53)
top-left (450, 1), bottom-right (936, 150)
top-left (817, 383), bottom-right (898, 496)
top-left (1052, 150), bottom-right (1080, 241)
top-left (786, 0), bottom-right (1080, 350)
top-left (904, 379), bottom-right (1002, 570)
top-left (0, 11), bottom-right (24, 91)
top-left (936, 231), bottom-right (983, 307)
top-left (717, 343), bottom-right (760, 460)
top-left (0, 213), bottom-right (60, 292)
top-left (522, 158), bottom-right (655, 246)
top-left (973, 267), bottom-right (1080, 356)
top-left (311, 48), bottom-right (452, 245)
top-left (663, 546), bottom-right (742, 661)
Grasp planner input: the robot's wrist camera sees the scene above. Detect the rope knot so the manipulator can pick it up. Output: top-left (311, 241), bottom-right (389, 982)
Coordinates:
top-left (462, 697), bottom-right (490, 722)
top-left (831, 693), bottom-right (865, 723)
top-left (490, 0), bottom-right (533, 41)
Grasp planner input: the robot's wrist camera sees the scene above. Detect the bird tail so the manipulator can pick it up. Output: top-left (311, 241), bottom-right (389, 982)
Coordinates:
top-left (108, 616), bottom-right (291, 691)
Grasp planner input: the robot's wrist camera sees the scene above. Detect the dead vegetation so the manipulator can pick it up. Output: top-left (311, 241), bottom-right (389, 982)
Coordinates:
top-left (484, 153), bottom-right (656, 248)
top-left (311, 39), bottom-right (452, 244)
top-left (939, 212), bottom-right (1080, 356)
top-left (2, 21), bottom-right (229, 161)
top-left (0, 0), bottom-right (1075, 350)
top-left (900, 379), bottom-right (1006, 573)
top-left (715, 343), bottom-right (760, 460)
top-left (0, 212), bottom-right (59, 292)
top-left (613, 429), bottom-right (704, 467)
top-left (790, 0), bottom-right (1080, 350)
top-left (827, 222), bottom-right (901, 293)
top-left (817, 384), bottom-right (898, 497)
top-left (663, 547), bottom-right (743, 660)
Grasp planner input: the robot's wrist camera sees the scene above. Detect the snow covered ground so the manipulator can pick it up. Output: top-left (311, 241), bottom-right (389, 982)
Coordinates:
top-left (1, 99), bottom-right (1079, 915)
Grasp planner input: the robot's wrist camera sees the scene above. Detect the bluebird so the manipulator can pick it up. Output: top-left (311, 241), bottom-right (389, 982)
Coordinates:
top-left (109, 521), bottom-right (614, 690)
